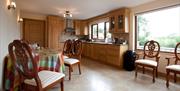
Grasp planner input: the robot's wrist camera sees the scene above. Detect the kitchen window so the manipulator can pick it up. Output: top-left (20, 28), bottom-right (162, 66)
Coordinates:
top-left (135, 5), bottom-right (180, 52)
top-left (105, 22), bottom-right (111, 39)
top-left (92, 24), bottom-right (98, 39)
top-left (91, 22), bottom-right (111, 40)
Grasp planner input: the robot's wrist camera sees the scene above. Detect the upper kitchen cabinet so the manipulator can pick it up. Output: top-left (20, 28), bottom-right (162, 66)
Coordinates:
top-left (47, 16), bottom-right (64, 49)
top-left (74, 20), bottom-right (88, 35)
top-left (109, 8), bottom-right (130, 33)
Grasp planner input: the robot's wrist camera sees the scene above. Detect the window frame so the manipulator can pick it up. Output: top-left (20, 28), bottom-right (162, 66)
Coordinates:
top-left (135, 5), bottom-right (180, 53)
top-left (104, 22), bottom-right (108, 39)
top-left (91, 24), bottom-right (98, 39)
top-left (91, 22), bottom-right (111, 40)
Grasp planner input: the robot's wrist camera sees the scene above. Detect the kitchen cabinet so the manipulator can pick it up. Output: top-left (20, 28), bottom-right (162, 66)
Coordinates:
top-left (93, 44), bottom-right (107, 62)
top-left (109, 8), bottom-right (130, 33)
top-left (74, 20), bottom-right (88, 35)
top-left (59, 42), bottom-right (64, 51)
top-left (23, 19), bottom-right (45, 47)
top-left (106, 45), bottom-right (120, 66)
top-left (82, 43), bottom-right (93, 57)
top-left (82, 43), bottom-right (128, 68)
top-left (47, 16), bottom-right (64, 49)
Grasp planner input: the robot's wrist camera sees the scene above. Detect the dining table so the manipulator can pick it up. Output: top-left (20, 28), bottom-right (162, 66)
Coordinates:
top-left (3, 48), bottom-right (65, 91)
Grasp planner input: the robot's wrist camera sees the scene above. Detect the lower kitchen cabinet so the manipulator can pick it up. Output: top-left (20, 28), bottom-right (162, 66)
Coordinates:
top-left (82, 43), bottom-right (128, 68)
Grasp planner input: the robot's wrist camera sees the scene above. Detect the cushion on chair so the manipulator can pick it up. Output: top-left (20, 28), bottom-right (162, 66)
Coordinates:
top-left (135, 59), bottom-right (157, 67)
top-left (24, 71), bottom-right (65, 88)
top-left (64, 58), bottom-right (79, 65)
top-left (166, 65), bottom-right (180, 71)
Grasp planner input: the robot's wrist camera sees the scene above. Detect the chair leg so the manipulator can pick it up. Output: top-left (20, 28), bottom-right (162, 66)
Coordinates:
top-left (156, 68), bottom-right (158, 77)
top-left (135, 64), bottom-right (138, 78)
top-left (69, 66), bottom-right (71, 80)
top-left (174, 73), bottom-right (177, 83)
top-left (78, 63), bottom-right (81, 75)
top-left (71, 67), bottom-right (73, 72)
top-left (152, 68), bottom-right (155, 83)
top-left (166, 70), bottom-right (170, 88)
top-left (60, 80), bottom-right (64, 91)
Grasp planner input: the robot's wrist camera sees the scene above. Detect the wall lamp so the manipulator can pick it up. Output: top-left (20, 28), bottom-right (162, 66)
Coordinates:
top-left (18, 18), bottom-right (23, 22)
top-left (8, 1), bottom-right (16, 10)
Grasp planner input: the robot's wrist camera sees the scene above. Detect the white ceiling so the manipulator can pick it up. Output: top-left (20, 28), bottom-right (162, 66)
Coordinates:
top-left (16, 0), bottom-right (155, 19)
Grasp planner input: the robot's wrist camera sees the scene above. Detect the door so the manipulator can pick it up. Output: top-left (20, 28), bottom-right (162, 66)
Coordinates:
top-left (23, 19), bottom-right (45, 47)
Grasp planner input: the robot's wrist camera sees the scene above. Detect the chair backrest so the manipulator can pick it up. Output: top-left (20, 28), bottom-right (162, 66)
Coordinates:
top-left (175, 42), bottom-right (180, 64)
top-left (143, 40), bottom-right (160, 59)
top-left (72, 40), bottom-right (83, 58)
top-left (62, 39), bottom-right (73, 56)
top-left (20, 39), bottom-right (29, 44)
top-left (8, 40), bottom-right (42, 89)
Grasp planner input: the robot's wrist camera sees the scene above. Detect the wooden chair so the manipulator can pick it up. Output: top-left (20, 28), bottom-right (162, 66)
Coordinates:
top-left (62, 39), bottom-right (73, 58)
top-left (8, 40), bottom-right (65, 91)
top-left (166, 42), bottom-right (180, 88)
top-left (63, 40), bottom-right (82, 80)
top-left (135, 40), bottom-right (160, 83)
top-left (20, 39), bottom-right (30, 44)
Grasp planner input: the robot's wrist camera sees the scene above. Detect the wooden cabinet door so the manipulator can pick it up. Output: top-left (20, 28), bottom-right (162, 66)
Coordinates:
top-left (23, 19), bottom-right (45, 47)
top-left (106, 45), bottom-right (120, 66)
top-left (80, 21), bottom-right (88, 35)
top-left (109, 12), bottom-right (116, 33)
top-left (82, 43), bottom-right (87, 56)
top-left (82, 43), bottom-right (93, 57)
top-left (47, 16), bottom-right (64, 49)
top-left (74, 20), bottom-right (81, 35)
top-left (109, 8), bottom-right (130, 33)
top-left (117, 8), bottom-right (130, 33)
top-left (75, 20), bottom-right (88, 35)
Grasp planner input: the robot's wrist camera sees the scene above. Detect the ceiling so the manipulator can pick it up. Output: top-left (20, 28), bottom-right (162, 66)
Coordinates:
top-left (16, 0), bottom-right (155, 19)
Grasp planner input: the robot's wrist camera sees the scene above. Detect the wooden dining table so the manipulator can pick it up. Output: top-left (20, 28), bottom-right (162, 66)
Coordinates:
top-left (3, 48), bottom-right (65, 91)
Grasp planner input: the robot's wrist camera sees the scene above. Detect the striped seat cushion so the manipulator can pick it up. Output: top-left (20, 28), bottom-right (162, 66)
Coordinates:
top-left (166, 65), bottom-right (180, 71)
top-left (135, 59), bottom-right (157, 67)
top-left (64, 58), bottom-right (79, 64)
top-left (24, 71), bottom-right (65, 88)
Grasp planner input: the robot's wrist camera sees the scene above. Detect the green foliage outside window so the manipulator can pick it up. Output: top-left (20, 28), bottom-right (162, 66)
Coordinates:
top-left (137, 15), bottom-right (180, 50)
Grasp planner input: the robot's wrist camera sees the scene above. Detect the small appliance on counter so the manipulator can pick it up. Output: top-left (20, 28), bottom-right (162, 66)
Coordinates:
top-left (114, 38), bottom-right (127, 44)
top-left (105, 38), bottom-right (113, 43)
top-left (76, 35), bottom-right (90, 42)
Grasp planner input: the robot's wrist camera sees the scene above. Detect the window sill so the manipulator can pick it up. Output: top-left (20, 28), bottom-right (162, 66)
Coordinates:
top-left (136, 49), bottom-right (175, 54)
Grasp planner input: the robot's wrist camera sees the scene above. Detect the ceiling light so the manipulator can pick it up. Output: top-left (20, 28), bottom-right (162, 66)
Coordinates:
top-left (8, 1), bottom-right (16, 10)
top-left (63, 11), bottom-right (72, 18)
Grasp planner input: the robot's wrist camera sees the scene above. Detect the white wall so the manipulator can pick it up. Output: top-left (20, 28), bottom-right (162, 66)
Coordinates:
top-left (129, 0), bottom-right (180, 74)
top-left (0, 0), bottom-right (20, 89)
top-left (20, 11), bottom-right (46, 20)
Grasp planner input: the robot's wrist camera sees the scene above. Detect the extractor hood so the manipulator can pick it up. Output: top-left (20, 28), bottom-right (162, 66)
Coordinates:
top-left (60, 18), bottom-right (77, 42)
top-left (64, 18), bottom-right (75, 33)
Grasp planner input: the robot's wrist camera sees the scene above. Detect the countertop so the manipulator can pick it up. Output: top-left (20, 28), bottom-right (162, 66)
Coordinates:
top-left (83, 41), bottom-right (127, 46)
top-left (60, 41), bottom-right (127, 46)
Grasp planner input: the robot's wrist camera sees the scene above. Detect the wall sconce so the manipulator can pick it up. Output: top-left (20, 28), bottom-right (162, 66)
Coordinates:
top-left (8, 1), bottom-right (16, 10)
top-left (18, 18), bottom-right (23, 22)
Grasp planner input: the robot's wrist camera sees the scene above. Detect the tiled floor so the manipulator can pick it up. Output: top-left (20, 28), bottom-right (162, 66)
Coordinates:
top-left (50, 57), bottom-right (180, 91)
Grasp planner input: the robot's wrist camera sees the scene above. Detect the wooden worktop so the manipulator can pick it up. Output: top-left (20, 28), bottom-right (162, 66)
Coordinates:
top-left (83, 41), bottom-right (127, 46)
